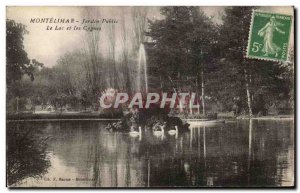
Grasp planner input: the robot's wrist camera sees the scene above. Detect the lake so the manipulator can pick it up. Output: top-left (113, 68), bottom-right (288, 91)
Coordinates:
top-left (7, 119), bottom-right (294, 187)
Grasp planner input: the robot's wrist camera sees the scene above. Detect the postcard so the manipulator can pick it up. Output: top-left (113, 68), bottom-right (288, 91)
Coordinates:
top-left (6, 6), bottom-right (294, 188)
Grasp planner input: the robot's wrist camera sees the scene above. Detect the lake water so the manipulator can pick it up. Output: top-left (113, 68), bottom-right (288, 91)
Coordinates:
top-left (7, 119), bottom-right (294, 187)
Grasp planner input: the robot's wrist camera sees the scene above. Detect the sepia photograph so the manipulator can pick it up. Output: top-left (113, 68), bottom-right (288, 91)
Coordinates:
top-left (6, 6), bottom-right (294, 188)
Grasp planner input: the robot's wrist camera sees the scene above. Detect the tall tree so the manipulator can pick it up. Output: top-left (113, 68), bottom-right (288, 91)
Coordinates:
top-left (120, 10), bottom-right (132, 93)
top-left (147, 7), bottom-right (217, 114)
top-left (107, 22), bottom-right (118, 89)
top-left (6, 19), bottom-right (43, 84)
top-left (187, 8), bottom-right (218, 115)
top-left (6, 19), bottom-right (43, 112)
top-left (132, 7), bottom-right (148, 53)
top-left (147, 7), bottom-right (193, 79)
top-left (82, 8), bottom-right (103, 103)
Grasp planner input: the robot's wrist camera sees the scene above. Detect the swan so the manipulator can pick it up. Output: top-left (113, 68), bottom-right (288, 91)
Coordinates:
top-left (153, 125), bottom-right (165, 136)
top-left (129, 126), bottom-right (142, 137)
top-left (168, 125), bottom-right (178, 136)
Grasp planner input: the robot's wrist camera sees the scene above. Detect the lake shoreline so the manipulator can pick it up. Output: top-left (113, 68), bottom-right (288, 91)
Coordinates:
top-left (236, 115), bottom-right (294, 120)
top-left (6, 112), bottom-right (123, 121)
top-left (7, 112), bottom-right (294, 121)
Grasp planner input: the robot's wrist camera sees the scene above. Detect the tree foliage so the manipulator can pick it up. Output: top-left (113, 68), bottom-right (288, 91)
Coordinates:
top-left (6, 19), bottom-right (43, 84)
top-left (6, 7), bottom-right (294, 115)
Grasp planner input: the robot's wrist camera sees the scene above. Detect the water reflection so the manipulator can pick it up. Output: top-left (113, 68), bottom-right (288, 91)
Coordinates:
top-left (7, 119), bottom-right (294, 187)
top-left (7, 122), bottom-right (51, 186)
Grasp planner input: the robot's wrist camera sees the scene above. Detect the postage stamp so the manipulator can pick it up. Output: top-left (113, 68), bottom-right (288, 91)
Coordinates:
top-left (247, 10), bottom-right (292, 62)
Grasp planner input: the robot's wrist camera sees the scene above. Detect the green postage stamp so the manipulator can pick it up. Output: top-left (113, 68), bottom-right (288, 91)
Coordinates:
top-left (247, 10), bottom-right (292, 62)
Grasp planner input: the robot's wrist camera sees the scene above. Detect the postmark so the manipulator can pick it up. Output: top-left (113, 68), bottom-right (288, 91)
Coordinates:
top-left (247, 10), bottom-right (292, 62)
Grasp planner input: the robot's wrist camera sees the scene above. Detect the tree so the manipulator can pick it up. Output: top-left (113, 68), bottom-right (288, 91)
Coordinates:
top-left (147, 7), bottom-right (193, 79)
top-left (132, 7), bottom-right (148, 53)
top-left (107, 21), bottom-right (118, 89)
top-left (146, 7), bottom-right (217, 115)
top-left (6, 19), bottom-right (43, 84)
top-left (120, 9), bottom-right (132, 93)
top-left (216, 7), bottom-right (254, 116)
top-left (6, 19), bottom-right (43, 113)
top-left (82, 8), bottom-right (104, 102)
top-left (187, 8), bottom-right (219, 115)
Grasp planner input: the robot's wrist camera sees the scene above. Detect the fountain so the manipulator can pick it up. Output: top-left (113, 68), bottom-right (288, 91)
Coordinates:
top-left (105, 44), bottom-right (190, 133)
top-left (137, 44), bottom-right (148, 93)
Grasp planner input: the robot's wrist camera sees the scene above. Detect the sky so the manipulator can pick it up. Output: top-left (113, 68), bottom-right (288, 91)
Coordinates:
top-left (6, 6), bottom-right (294, 67)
